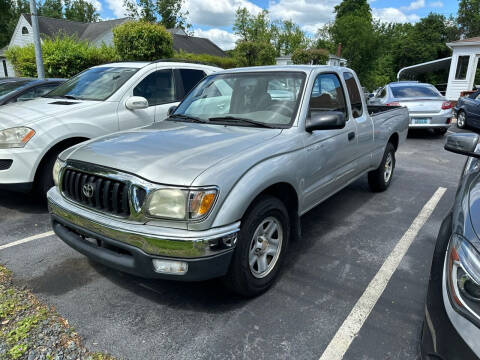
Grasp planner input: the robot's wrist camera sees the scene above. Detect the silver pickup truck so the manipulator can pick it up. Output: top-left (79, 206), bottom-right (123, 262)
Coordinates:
top-left (47, 65), bottom-right (409, 296)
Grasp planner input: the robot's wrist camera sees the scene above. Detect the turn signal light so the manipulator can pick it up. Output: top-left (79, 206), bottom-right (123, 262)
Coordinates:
top-left (386, 102), bottom-right (400, 106)
top-left (442, 101), bottom-right (453, 110)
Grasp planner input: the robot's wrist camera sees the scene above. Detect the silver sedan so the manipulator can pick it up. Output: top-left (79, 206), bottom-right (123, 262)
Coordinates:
top-left (370, 81), bottom-right (453, 134)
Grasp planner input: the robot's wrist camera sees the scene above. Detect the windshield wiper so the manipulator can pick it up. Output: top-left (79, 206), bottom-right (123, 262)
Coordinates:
top-left (168, 114), bottom-right (208, 123)
top-left (209, 116), bottom-right (275, 128)
top-left (61, 95), bottom-right (80, 100)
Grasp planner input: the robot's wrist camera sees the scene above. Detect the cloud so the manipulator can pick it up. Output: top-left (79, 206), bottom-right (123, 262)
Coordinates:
top-left (87, 0), bottom-right (102, 11)
top-left (401, 0), bottom-right (425, 10)
top-left (268, 0), bottom-right (338, 33)
top-left (185, 0), bottom-right (262, 28)
top-left (429, 1), bottom-right (443, 7)
top-left (105, 0), bottom-right (128, 18)
top-left (194, 28), bottom-right (239, 50)
top-left (373, 7), bottom-right (420, 23)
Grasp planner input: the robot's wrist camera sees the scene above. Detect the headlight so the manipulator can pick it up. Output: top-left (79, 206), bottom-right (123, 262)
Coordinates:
top-left (446, 234), bottom-right (480, 324)
top-left (0, 127), bottom-right (35, 148)
top-left (146, 188), bottom-right (217, 220)
top-left (52, 158), bottom-right (65, 187)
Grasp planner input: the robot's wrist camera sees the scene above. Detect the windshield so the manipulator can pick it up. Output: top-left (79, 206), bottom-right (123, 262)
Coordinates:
top-left (391, 85), bottom-right (441, 99)
top-left (46, 67), bottom-right (137, 101)
top-left (173, 71), bottom-right (306, 128)
top-left (0, 80), bottom-right (32, 99)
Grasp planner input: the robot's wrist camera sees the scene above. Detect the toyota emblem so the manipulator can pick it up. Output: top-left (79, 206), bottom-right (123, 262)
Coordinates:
top-left (82, 183), bottom-right (95, 198)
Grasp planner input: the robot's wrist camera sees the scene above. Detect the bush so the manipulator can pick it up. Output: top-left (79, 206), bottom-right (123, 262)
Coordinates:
top-left (113, 21), bottom-right (173, 61)
top-left (172, 51), bottom-right (238, 69)
top-left (5, 36), bottom-right (118, 78)
top-left (234, 41), bottom-right (276, 67)
top-left (291, 48), bottom-right (329, 65)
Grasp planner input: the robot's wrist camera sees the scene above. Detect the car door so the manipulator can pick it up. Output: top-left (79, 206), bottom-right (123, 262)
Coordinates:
top-left (159, 68), bottom-right (207, 121)
top-left (343, 71), bottom-right (373, 172)
top-left (302, 72), bottom-right (358, 212)
top-left (472, 92), bottom-right (480, 123)
top-left (118, 68), bottom-right (175, 130)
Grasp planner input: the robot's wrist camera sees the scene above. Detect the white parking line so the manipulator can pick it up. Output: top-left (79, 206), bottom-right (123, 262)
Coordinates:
top-left (319, 187), bottom-right (447, 360)
top-left (0, 231), bottom-right (55, 251)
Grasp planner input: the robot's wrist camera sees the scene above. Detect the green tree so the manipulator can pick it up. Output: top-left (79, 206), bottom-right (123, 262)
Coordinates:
top-left (233, 8), bottom-right (274, 43)
top-left (113, 20), bottom-right (173, 61)
top-left (40, 0), bottom-right (63, 18)
top-left (334, 0), bottom-right (372, 20)
top-left (458, 0), bottom-right (480, 38)
top-left (123, 0), bottom-right (190, 31)
top-left (273, 20), bottom-right (309, 56)
top-left (233, 41), bottom-right (276, 67)
top-left (0, 0), bottom-right (14, 48)
top-left (291, 48), bottom-right (329, 65)
top-left (64, 0), bottom-right (99, 22)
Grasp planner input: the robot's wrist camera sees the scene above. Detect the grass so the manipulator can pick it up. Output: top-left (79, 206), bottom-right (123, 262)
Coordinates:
top-left (0, 265), bottom-right (115, 360)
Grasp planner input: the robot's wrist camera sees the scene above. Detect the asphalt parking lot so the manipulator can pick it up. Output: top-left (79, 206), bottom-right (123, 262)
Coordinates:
top-left (0, 127), bottom-right (472, 360)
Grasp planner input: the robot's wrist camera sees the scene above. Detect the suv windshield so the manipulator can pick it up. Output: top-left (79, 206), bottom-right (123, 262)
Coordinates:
top-left (0, 80), bottom-right (32, 99)
top-left (391, 85), bottom-right (441, 98)
top-left (173, 72), bottom-right (306, 128)
top-left (45, 67), bottom-right (137, 101)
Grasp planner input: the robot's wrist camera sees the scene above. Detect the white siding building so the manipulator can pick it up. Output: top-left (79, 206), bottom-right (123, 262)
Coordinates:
top-left (445, 37), bottom-right (480, 101)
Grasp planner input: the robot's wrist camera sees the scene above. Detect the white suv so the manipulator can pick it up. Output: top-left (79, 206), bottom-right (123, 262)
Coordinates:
top-left (0, 61), bottom-right (221, 196)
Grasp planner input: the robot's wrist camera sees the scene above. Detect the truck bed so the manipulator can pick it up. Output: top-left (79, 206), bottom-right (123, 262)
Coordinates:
top-left (367, 105), bottom-right (403, 115)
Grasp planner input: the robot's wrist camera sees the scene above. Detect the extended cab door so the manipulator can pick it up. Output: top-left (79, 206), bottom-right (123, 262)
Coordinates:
top-left (118, 68), bottom-right (175, 130)
top-left (302, 72), bottom-right (358, 211)
top-left (343, 71), bottom-right (374, 172)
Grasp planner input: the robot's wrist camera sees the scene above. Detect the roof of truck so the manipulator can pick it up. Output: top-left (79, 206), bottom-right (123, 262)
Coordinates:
top-left (93, 61), bottom-right (221, 71)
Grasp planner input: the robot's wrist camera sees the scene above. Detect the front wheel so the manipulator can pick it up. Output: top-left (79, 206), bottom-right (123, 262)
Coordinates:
top-left (224, 195), bottom-right (290, 297)
top-left (457, 111), bottom-right (467, 129)
top-left (368, 142), bottom-right (395, 192)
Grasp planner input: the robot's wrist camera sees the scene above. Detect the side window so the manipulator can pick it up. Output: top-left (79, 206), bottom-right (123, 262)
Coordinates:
top-left (133, 70), bottom-right (174, 106)
top-left (35, 84), bottom-right (58, 97)
top-left (178, 69), bottom-right (206, 99)
top-left (455, 56), bottom-right (470, 80)
top-left (309, 73), bottom-right (347, 117)
top-left (343, 72), bottom-right (363, 118)
top-left (16, 88), bottom-right (37, 101)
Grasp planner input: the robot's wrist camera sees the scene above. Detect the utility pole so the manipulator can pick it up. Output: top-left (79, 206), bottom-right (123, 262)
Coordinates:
top-left (29, 0), bottom-right (45, 79)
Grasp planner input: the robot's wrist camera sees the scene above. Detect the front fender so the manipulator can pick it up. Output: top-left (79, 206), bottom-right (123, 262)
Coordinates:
top-left (211, 153), bottom-right (303, 228)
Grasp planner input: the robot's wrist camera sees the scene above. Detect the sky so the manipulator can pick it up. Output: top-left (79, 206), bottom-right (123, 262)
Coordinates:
top-left (94, 0), bottom-right (460, 50)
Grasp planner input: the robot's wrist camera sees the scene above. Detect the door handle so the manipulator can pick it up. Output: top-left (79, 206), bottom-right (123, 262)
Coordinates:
top-left (348, 132), bottom-right (355, 141)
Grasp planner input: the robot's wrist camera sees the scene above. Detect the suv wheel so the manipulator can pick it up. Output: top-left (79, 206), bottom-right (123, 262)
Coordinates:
top-left (368, 142), bottom-right (395, 192)
top-left (35, 152), bottom-right (59, 200)
top-left (224, 195), bottom-right (290, 297)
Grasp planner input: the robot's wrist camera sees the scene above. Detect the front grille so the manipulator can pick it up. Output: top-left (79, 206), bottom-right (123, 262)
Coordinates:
top-left (0, 160), bottom-right (13, 170)
top-left (61, 169), bottom-right (130, 217)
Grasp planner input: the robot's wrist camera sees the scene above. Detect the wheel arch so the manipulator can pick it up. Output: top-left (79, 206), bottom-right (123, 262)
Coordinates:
top-left (388, 132), bottom-right (399, 151)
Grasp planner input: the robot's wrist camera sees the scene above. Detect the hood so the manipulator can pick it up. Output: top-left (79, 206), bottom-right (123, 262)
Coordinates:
top-left (0, 97), bottom-right (104, 129)
top-left (66, 121), bottom-right (282, 186)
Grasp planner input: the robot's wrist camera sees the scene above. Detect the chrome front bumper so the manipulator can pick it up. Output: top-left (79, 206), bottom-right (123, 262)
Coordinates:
top-left (47, 187), bottom-right (240, 259)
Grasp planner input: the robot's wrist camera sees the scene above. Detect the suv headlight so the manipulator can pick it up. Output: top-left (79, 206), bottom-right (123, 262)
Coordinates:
top-left (0, 127), bottom-right (35, 148)
top-left (446, 234), bottom-right (480, 324)
top-left (52, 158), bottom-right (65, 187)
top-left (146, 188), bottom-right (217, 220)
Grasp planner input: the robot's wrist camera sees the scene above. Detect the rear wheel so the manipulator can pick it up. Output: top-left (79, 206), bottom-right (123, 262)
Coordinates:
top-left (34, 151), bottom-right (59, 200)
top-left (368, 142), bottom-right (395, 192)
top-left (457, 110), bottom-right (467, 129)
top-left (224, 195), bottom-right (289, 297)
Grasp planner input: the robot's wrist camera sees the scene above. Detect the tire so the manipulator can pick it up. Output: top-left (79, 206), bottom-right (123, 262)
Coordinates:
top-left (34, 151), bottom-right (59, 200)
top-left (457, 110), bottom-right (467, 129)
top-left (224, 195), bottom-right (290, 297)
top-left (368, 142), bottom-right (395, 192)
top-left (434, 128), bottom-right (447, 136)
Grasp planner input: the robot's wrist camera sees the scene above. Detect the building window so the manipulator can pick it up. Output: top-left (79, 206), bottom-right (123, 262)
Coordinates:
top-left (22, 26), bottom-right (29, 35)
top-left (2, 60), bottom-right (7, 77)
top-left (455, 56), bottom-right (470, 80)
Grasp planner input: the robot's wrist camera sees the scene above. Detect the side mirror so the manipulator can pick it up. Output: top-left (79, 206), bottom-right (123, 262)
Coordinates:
top-left (168, 105), bottom-right (177, 116)
top-left (445, 133), bottom-right (480, 158)
top-left (125, 96), bottom-right (148, 110)
top-left (306, 111), bottom-right (346, 132)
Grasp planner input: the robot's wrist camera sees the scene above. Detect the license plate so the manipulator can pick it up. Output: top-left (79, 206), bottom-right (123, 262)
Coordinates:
top-left (412, 118), bottom-right (430, 124)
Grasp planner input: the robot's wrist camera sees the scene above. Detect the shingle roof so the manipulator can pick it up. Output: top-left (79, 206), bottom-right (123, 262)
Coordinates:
top-left (450, 36), bottom-right (480, 44)
top-left (21, 15), bottom-right (226, 57)
top-left (172, 34), bottom-right (225, 57)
